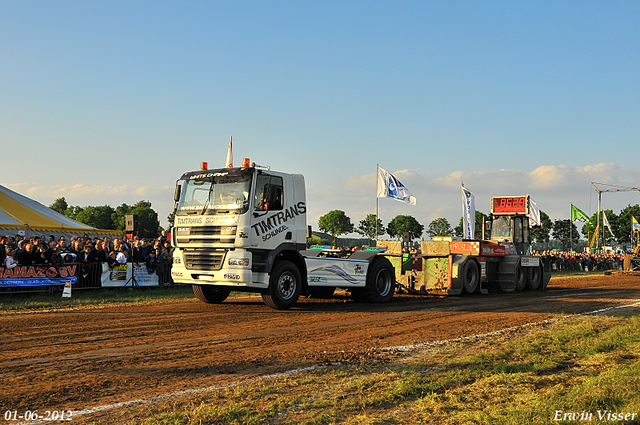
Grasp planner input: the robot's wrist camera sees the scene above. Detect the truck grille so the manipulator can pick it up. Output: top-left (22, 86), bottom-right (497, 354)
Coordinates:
top-left (183, 250), bottom-right (225, 271)
top-left (176, 225), bottom-right (236, 245)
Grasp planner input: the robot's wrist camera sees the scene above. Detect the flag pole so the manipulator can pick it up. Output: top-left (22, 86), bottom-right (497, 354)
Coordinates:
top-left (570, 203), bottom-right (573, 253)
top-left (376, 164), bottom-right (379, 243)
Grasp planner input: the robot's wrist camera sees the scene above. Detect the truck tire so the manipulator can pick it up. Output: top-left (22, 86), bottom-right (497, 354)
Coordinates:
top-left (359, 256), bottom-right (395, 303)
top-left (262, 260), bottom-right (302, 310)
top-left (526, 265), bottom-right (542, 290)
top-left (514, 263), bottom-right (527, 291)
top-left (192, 285), bottom-right (231, 304)
top-left (462, 260), bottom-right (479, 294)
top-left (307, 287), bottom-right (336, 299)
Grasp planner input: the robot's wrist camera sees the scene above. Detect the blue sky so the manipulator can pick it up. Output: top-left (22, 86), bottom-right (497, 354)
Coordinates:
top-left (2, 1), bottom-right (639, 236)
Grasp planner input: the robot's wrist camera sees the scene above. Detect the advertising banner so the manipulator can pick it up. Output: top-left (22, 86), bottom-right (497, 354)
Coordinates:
top-left (0, 265), bottom-right (78, 287)
top-left (101, 263), bottom-right (159, 287)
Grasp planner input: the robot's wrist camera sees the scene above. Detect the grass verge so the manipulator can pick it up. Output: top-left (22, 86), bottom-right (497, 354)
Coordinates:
top-left (132, 308), bottom-right (640, 425)
top-left (0, 285), bottom-right (198, 311)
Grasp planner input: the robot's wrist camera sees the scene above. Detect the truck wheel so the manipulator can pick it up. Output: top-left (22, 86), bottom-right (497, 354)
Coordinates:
top-left (526, 265), bottom-right (542, 290)
top-left (307, 287), bottom-right (336, 299)
top-left (262, 260), bottom-right (302, 310)
top-left (514, 263), bottom-right (527, 291)
top-left (192, 285), bottom-right (231, 304)
top-left (362, 256), bottom-right (395, 303)
top-left (462, 260), bottom-right (479, 294)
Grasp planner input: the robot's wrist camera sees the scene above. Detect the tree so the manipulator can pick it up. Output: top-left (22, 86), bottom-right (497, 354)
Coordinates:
top-left (581, 209), bottom-right (620, 245)
top-left (530, 210), bottom-right (552, 244)
top-left (49, 197), bottom-right (68, 214)
top-left (552, 219), bottom-right (579, 250)
top-left (355, 214), bottom-right (386, 244)
top-left (63, 205), bottom-right (84, 221)
top-left (618, 204), bottom-right (640, 245)
top-left (426, 217), bottom-right (454, 239)
top-left (318, 210), bottom-right (354, 246)
top-left (454, 210), bottom-right (487, 239)
top-left (387, 215), bottom-right (424, 242)
top-left (113, 201), bottom-right (161, 238)
top-left (307, 234), bottom-right (332, 246)
top-left (167, 212), bottom-right (176, 229)
top-left (76, 205), bottom-right (117, 229)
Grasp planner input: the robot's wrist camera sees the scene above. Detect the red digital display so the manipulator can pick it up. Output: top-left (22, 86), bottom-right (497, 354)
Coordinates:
top-left (492, 196), bottom-right (528, 214)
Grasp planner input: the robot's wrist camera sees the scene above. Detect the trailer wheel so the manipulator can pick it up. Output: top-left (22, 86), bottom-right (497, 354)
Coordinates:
top-left (192, 285), bottom-right (231, 304)
top-left (262, 260), bottom-right (302, 310)
top-left (514, 263), bottom-right (527, 291)
top-left (462, 260), bottom-right (479, 294)
top-left (526, 265), bottom-right (542, 290)
top-left (307, 287), bottom-right (336, 299)
top-left (360, 256), bottom-right (395, 303)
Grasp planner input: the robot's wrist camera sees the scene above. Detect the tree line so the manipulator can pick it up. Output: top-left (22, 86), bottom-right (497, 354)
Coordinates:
top-left (314, 204), bottom-right (640, 250)
top-left (49, 197), bottom-right (162, 238)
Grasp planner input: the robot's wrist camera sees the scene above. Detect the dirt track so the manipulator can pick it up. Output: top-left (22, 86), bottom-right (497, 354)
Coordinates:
top-left (2, 274), bottom-right (640, 420)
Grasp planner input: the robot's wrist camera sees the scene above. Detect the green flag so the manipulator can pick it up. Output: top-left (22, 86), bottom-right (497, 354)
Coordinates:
top-left (571, 204), bottom-right (590, 223)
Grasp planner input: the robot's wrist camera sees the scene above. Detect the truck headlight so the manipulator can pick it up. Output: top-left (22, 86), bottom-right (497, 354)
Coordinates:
top-left (229, 258), bottom-right (249, 267)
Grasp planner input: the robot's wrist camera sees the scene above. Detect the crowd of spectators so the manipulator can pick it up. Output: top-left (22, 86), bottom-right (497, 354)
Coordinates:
top-left (533, 250), bottom-right (625, 272)
top-left (0, 233), bottom-right (173, 285)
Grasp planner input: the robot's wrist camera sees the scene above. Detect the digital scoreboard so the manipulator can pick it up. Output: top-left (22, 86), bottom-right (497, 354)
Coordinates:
top-left (491, 196), bottom-right (528, 215)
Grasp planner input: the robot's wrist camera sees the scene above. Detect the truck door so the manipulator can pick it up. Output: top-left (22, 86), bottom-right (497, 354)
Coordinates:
top-left (251, 174), bottom-right (284, 248)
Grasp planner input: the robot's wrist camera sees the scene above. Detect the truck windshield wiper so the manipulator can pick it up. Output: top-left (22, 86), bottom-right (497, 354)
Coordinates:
top-left (200, 181), bottom-right (215, 215)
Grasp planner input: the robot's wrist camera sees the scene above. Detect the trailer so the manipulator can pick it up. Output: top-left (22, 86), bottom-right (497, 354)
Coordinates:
top-left (391, 195), bottom-right (549, 295)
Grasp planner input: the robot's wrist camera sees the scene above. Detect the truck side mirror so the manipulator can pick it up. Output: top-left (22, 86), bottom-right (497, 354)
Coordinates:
top-left (307, 225), bottom-right (312, 239)
top-left (174, 184), bottom-right (181, 202)
top-left (485, 220), bottom-right (492, 237)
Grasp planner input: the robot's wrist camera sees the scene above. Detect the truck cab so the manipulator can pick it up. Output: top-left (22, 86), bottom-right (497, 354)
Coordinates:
top-left (171, 162), bottom-right (395, 309)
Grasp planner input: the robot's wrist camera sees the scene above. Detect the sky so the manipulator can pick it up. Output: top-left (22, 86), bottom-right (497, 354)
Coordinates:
top-left (1, 1), bottom-right (639, 237)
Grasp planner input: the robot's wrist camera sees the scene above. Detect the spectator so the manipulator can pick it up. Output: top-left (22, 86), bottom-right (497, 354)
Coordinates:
top-left (144, 250), bottom-right (157, 274)
top-left (34, 245), bottom-right (47, 265)
top-left (50, 247), bottom-right (64, 267)
top-left (116, 245), bottom-right (128, 264)
top-left (17, 243), bottom-right (34, 266)
top-left (94, 241), bottom-right (107, 263)
top-left (0, 236), bottom-right (6, 265)
top-left (106, 250), bottom-right (119, 268)
top-left (130, 240), bottom-right (145, 265)
top-left (4, 248), bottom-right (17, 269)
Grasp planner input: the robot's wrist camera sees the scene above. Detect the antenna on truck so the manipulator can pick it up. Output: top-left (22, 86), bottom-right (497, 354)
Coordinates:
top-left (252, 162), bottom-right (271, 171)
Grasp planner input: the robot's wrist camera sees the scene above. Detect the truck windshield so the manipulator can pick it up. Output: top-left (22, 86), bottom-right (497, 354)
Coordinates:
top-left (177, 174), bottom-right (252, 215)
top-left (490, 216), bottom-right (513, 241)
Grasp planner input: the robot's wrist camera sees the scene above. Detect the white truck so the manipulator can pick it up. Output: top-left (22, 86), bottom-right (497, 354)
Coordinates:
top-left (170, 161), bottom-right (395, 309)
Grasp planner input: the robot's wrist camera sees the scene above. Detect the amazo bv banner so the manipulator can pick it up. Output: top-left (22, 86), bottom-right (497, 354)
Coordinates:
top-left (0, 265), bottom-right (78, 287)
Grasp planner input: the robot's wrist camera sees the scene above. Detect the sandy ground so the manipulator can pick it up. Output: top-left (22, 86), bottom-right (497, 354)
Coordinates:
top-left (1, 273), bottom-right (639, 422)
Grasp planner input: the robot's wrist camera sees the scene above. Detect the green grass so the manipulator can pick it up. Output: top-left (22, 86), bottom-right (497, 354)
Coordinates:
top-left (549, 269), bottom-right (612, 278)
top-left (135, 309), bottom-right (640, 425)
top-left (0, 285), bottom-right (198, 311)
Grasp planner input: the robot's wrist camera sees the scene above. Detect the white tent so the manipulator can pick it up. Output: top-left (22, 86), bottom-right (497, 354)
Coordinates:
top-left (0, 185), bottom-right (121, 239)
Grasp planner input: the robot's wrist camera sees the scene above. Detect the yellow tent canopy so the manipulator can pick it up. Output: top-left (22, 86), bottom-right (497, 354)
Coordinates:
top-left (0, 185), bottom-right (121, 238)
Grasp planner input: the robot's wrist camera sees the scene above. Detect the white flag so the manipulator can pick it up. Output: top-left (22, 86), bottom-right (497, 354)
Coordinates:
top-left (529, 198), bottom-right (541, 227)
top-left (461, 182), bottom-right (475, 239)
top-left (603, 211), bottom-right (614, 237)
top-left (377, 167), bottom-right (416, 205)
top-left (225, 137), bottom-right (233, 168)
